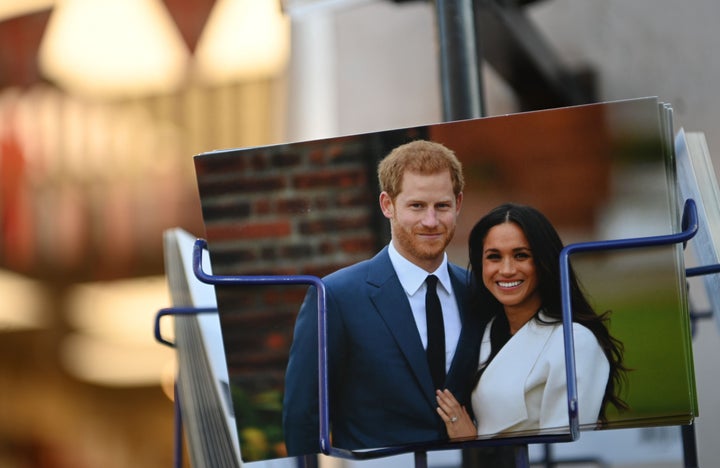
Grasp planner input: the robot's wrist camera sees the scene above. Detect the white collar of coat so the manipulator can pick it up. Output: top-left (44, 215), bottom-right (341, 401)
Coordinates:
top-left (476, 311), bottom-right (559, 433)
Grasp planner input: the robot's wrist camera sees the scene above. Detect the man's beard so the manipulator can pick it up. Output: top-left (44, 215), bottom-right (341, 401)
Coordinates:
top-left (393, 224), bottom-right (455, 262)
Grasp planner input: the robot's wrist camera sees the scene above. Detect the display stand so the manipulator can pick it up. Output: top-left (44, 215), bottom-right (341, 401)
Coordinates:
top-left (155, 198), bottom-right (713, 468)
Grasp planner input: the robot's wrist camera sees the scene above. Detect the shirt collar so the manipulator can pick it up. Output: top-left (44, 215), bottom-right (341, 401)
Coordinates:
top-left (388, 241), bottom-right (451, 296)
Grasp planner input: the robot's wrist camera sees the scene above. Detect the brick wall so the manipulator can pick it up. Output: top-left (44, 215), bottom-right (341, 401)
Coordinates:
top-left (193, 128), bottom-right (425, 460)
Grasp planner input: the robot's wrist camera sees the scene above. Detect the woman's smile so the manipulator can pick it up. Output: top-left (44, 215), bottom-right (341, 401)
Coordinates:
top-left (497, 280), bottom-right (523, 288)
top-left (482, 222), bottom-right (542, 318)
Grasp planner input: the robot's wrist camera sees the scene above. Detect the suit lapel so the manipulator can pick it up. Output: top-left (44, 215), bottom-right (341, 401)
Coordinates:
top-left (366, 249), bottom-right (436, 401)
top-left (479, 317), bottom-right (556, 430)
top-left (486, 318), bottom-right (554, 382)
top-left (365, 250), bottom-right (481, 410)
top-left (445, 265), bottom-right (481, 389)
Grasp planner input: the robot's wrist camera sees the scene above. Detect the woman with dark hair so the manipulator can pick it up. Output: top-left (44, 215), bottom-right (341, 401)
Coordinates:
top-left (436, 203), bottom-right (627, 438)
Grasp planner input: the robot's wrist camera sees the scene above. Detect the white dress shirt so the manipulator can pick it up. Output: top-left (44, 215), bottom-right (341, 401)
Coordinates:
top-left (387, 242), bottom-right (462, 374)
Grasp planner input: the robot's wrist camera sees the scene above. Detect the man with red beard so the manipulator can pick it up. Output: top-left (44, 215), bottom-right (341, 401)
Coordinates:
top-left (283, 140), bottom-right (483, 458)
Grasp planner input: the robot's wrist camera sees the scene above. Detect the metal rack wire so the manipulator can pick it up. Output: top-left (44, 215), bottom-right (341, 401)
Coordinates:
top-left (156, 198), bottom-right (710, 468)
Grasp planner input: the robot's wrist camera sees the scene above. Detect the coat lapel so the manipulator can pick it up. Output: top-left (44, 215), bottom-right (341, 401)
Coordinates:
top-left (445, 265), bottom-right (480, 386)
top-left (478, 317), bottom-right (556, 432)
top-left (365, 250), bottom-right (479, 409)
top-left (366, 249), bottom-right (436, 402)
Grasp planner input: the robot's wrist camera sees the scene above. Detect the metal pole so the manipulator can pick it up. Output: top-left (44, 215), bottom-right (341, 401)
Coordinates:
top-left (434, 0), bottom-right (485, 120)
top-left (414, 450), bottom-right (428, 468)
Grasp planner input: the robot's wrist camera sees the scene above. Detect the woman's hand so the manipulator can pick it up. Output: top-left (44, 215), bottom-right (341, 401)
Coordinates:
top-left (435, 389), bottom-right (477, 440)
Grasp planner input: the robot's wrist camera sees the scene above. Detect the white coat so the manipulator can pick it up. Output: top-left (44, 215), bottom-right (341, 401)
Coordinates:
top-left (472, 313), bottom-right (610, 436)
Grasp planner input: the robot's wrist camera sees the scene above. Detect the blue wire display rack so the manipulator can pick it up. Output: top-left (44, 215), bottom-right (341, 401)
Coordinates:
top-left (156, 198), bottom-right (713, 468)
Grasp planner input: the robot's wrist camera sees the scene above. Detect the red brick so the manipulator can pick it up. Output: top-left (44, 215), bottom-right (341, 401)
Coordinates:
top-left (339, 236), bottom-right (375, 254)
top-left (206, 221), bottom-right (292, 240)
top-left (293, 169), bottom-right (366, 189)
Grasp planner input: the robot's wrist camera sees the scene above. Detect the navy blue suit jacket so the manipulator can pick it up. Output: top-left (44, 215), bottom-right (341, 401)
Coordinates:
top-left (282, 246), bottom-right (482, 456)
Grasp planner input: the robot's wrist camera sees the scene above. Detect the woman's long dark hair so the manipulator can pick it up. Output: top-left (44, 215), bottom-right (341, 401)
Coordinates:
top-left (468, 203), bottom-right (628, 424)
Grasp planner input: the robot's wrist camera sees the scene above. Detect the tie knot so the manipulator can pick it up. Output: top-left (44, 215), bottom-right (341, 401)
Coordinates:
top-left (426, 274), bottom-right (438, 290)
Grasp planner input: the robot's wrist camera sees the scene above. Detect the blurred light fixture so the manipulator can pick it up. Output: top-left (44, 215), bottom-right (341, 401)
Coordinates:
top-left (62, 276), bottom-right (175, 386)
top-left (37, 0), bottom-right (190, 99)
top-left (65, 276), bottom-right (173, 345)
top-left (61, 332), bottom-right (175, 386)
top-left (0, 269), bottom-right (47, 331)
top-left (0, 0), bottom-right (55, 21)
top-left (194, 0), bottom-right (290, 84)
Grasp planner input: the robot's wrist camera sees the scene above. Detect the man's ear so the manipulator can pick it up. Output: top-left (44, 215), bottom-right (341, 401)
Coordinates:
top-left (455, 192), bottom-right (463, 213)
top-left (379, 192), bottom-right (394, 219)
